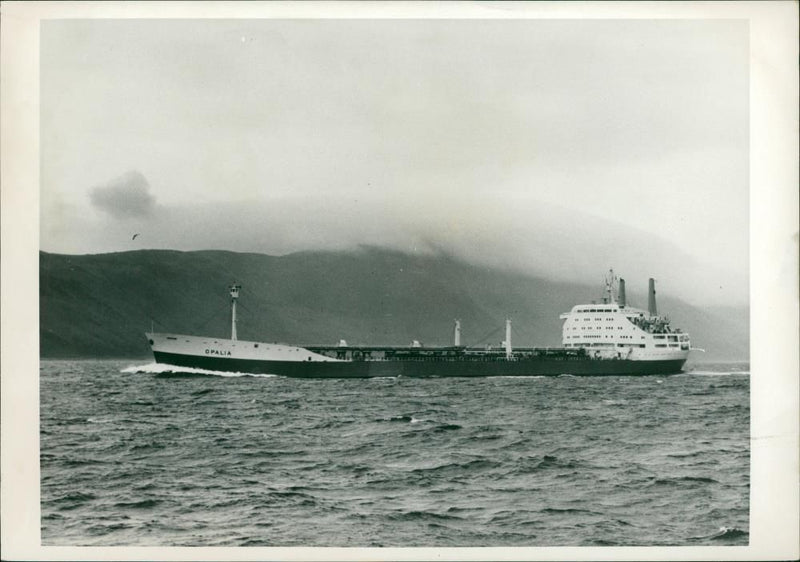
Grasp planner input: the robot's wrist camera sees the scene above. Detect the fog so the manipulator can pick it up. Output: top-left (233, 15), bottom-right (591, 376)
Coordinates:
top-left (44, 188), bottom-right (747, 306)
top-left (40, 18), bottom-right (749, 306)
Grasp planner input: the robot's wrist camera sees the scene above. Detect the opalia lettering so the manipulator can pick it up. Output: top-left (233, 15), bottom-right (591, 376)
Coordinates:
top-left (205, 349), bottom-right (232, 356)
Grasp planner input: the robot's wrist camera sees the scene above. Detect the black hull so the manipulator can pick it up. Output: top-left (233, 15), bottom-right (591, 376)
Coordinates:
top-left (152, 351), bottom-right (686, 378)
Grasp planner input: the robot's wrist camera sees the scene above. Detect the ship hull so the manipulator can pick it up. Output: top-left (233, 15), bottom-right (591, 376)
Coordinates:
top-left (152, 350), bottom-right (686, 378)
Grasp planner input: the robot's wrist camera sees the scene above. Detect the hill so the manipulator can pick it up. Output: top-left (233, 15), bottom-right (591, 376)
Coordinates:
top-left (39, 248), bottom-right (748, 361)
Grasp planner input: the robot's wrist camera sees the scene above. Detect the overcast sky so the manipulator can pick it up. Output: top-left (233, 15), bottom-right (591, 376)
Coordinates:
top-left (40, 18), bottom-right (749, 305)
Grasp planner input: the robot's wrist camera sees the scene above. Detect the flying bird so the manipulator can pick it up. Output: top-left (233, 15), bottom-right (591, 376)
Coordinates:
top-left (132, 233), bottom-right (140, 240)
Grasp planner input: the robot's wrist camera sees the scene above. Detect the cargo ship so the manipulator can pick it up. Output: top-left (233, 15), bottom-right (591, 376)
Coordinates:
top-left (146, 271), bottom-right (692, 378)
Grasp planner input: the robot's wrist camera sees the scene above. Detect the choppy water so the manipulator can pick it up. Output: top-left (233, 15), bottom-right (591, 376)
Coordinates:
top-left (40, 360), bottom-right (749, 546)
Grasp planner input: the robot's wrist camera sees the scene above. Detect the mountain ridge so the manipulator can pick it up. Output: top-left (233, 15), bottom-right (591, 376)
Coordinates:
top-left (39, 248), bottom-right (748, 361)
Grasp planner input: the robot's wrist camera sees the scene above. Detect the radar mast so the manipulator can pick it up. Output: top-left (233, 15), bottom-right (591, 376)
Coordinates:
top-left (603, 269), bottom-right (619, 304)
top-left (229, 284), bottom-right (241, 341)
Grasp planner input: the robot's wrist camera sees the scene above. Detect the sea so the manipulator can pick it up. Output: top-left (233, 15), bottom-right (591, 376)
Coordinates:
top-left (40, 360), bottom-right (750, 547)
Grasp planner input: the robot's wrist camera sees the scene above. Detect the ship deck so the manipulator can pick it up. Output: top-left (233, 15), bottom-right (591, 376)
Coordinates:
top-left (303, 345), bottom-right (587, 361)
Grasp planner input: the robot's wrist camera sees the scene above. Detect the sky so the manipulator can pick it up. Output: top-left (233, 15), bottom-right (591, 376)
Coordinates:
top-left (40, 18), bottom-right (750, 305)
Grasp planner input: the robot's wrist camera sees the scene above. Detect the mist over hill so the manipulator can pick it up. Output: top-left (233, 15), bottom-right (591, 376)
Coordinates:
top-left (39, 248), bottom-right (748, 361)
top-left (46, 194), bottom-right (748, 308)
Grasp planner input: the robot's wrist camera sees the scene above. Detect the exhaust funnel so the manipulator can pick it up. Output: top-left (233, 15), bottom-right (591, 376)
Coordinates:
top-left (648, 278), bottom-right (657, 316)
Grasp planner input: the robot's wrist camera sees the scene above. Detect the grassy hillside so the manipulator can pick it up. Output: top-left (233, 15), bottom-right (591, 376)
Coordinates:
top-left (39, 248), bottom-right (748, 361)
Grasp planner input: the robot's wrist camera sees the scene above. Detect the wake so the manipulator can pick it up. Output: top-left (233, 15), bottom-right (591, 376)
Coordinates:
top-left (120, 362), bottom-right (277, 378)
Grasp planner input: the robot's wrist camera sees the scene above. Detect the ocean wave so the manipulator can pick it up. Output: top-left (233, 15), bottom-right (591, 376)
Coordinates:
top-left (432, 423), bottom-right (462, 432)
top-left (666, 451), bottom-right (704, 459)
top-left (539, 507), bottom-right (602, 516)
top-left (694, 526), bottom-right (749, 542)
top-left (711, 527), bottom-right (750, 540)
top-left (261, 490), bottom-right (318, 508)
top-left (121, 362), bottom-right (277, 378)
top-left (59, 457), bottom-right (107, 467)
top-left (129, 442), bottom-right (167, 452)
top-left (53, 491), bottom-right (97, 504)
top-left (517, 454), bottom-right (585, 472)
top-left (239, 538), bottom-right (272, 547)
top-left (652, 475), bottom-right (719, 487)
top-left (87, 522), bottom-right (134, 536)
top-left (379, 414), bottom-right (431, 424)
top-left (410, 458), bottom-right (499, 475)
top-left (446, 506), bottom-right (483, 514)
top-left (388, 509), bottom-right (464, 522)
top-left (113, 499), bottom-right (162, 509)
top-left (382, 414), bottom-right (414, 423)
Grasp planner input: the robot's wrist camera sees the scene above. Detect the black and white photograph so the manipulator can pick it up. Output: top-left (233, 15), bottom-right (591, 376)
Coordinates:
top-left (1, 1), bottom-right (797, 560)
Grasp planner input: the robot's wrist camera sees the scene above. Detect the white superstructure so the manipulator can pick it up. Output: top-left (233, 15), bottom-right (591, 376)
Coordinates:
top-left (559, 270), bottom-right (691, 361)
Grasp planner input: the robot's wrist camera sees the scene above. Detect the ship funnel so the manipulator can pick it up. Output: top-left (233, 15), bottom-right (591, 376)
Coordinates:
top-left (648, 278), bottom-right (657, 316)
top-left (454, 319), bottom-right (461, 347)
top-left (618, 278), bottom-right (626, 307)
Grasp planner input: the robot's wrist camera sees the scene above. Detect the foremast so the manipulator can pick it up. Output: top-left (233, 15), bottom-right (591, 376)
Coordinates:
top-left (229, 283), bottom-right (241, 341)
